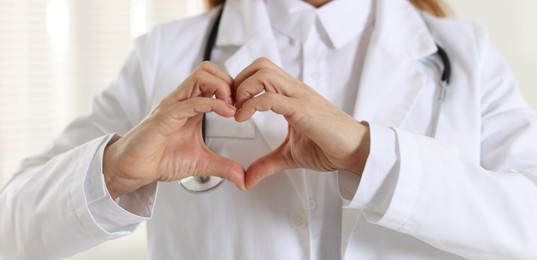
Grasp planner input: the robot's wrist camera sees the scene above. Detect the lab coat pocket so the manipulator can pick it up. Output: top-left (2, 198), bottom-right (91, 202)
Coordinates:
top-left (205, 112), bottom-right (256, 139)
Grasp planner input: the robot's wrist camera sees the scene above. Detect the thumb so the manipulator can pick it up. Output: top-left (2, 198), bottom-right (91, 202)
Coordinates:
top-left (203, 151), bottom-right (246, 191)
top-left (245, 147), bottom-right (293, 189)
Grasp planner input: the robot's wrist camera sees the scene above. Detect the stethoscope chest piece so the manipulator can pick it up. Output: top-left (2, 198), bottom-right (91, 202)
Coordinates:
top-left (180, 176), bottom-right (225, 193)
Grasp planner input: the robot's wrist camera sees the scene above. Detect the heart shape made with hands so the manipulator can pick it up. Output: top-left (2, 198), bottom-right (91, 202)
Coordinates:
top-left (103, 58), bottom-right (369, 199)
top-left (200, 58), bottom-right (370, 190)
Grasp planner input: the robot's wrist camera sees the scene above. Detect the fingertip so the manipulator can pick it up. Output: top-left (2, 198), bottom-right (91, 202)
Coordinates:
top-left (212, 99), bottom-right (237, 118)
top-left (233, 111), bottom-right (245, 122)
top-left (233, 84), bottom-right (255, 110)
top-left (234, 108), bottom-right (254, 122)
top-left (226, 102), bottom-right (237, 112)
top-left (233, 95), bottom-right (246, 110)
top-left (237, 182), bottom-right (247, 192)
top-left (244, 177), bottom-right (259, 190)
top-left (227, 97), bottom-right (235, 107)
top-left (223, 163), bottom-right (246, 191)
top-left (244, 163), bottom-right (266, 190)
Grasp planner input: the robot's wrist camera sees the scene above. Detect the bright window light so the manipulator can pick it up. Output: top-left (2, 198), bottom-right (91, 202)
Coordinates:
top-left (46, 0), bottom-right (70, 40)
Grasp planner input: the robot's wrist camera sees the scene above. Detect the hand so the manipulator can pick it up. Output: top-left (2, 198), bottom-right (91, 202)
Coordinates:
top-left (233, 58), bottom-right (370, 189)
top-left (103, 61), bottom-right (245, 199)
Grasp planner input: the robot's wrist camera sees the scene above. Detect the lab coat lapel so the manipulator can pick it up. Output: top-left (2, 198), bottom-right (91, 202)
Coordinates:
top-left (219, 0), bottom-right (309, 208)
top-left (342, 0), bottom-right (437, 255)
top-left (351, 0), bottom-right (437, 127)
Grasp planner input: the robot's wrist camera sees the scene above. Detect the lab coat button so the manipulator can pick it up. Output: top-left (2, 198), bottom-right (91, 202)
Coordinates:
top-left (308, 199), bottom-right (316, 210)
top-left (289, 209), bottom-right (307, 228)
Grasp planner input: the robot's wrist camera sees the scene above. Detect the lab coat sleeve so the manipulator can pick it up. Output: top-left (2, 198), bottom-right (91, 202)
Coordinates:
top-left (0, 27), bottom-right (161, 259)
top-left (338, 123), bottom-right (398, 219)
top-left (85, 134), bottom-right (157, 234)
top-left (348, 35), bottom-right (537, 258)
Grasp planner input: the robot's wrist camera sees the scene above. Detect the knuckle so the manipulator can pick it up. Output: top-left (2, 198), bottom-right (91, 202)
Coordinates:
top-left (256, 69), bottom-right (274, 90)
top-left (190, 69), bottom-right (206, 82)
top-left (198, 60), bottom-right (215, 71)
top-left (236, 89), bottom-right (254, 102)
top-left (215, 80), bottom-right (230, 92)
top-left (186, 96), bottom-right (201, 106)
top-left (257, 68), bottom-right (272, 80)
top-left (253, 57), bottom-right (273, 68)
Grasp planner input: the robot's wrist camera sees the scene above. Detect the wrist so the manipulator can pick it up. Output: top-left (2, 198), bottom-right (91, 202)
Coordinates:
top-left (103, 141), bottom-right (147, 200)
top-left (345, 121), bottom-right (371, 176)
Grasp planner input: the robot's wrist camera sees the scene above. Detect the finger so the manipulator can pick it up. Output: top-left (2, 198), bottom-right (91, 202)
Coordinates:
top-left (235, 93), bottom-right (295, 122)
top-left (164, 97), bottom-right (236, 120)
top-left (234, 70), bottom-right (270, 108)
top-left (234, 57), bottom-right (280, 87)
top-left (150, 97), bottom-right (236, 137)
top-left (201, 151), bottom-right (246, 191)
top-left (192, 70), bottom-right (233, 102)
top-left (196, 61), bottom-right (234, 87)
top-left (162, 67), bottom-right (233, 106)
top-left (195, 61), bottom-right (234, 104)
top-left (245, 146), bottom-right (292, 189)
top-left (235, 67), bottom-right (298, 108)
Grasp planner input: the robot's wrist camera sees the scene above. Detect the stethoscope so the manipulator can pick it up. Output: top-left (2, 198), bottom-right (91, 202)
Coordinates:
top-left (180, 7), bottom-right (452, 193)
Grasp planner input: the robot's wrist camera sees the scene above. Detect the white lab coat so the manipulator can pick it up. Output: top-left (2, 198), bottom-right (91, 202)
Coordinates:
top-left (2, 0), bottom-right (537, 259)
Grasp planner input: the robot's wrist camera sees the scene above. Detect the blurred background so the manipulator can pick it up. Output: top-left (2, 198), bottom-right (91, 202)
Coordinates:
top-left (0, 0), bottom-right (535, 259)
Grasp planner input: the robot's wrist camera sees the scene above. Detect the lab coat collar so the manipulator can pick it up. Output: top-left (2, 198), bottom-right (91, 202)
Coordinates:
top-left (373, 0), bottom-right (437, 60)
top-left (216, 0), bottom-right (271, 47)
top-left (316, 0), bottom-right (373, 49)
top-left (265, 0), bottom-right (373, 49)
top-left (217, 0), bottom-right (437, 67)
top-left (265, 0), bottom-right (316, 44)
top-left (217, 0), bottom-right (283, 77)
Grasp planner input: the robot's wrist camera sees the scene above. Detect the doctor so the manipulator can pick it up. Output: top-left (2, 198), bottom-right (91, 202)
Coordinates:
top-left (1, 0), bottom-right (537, 259)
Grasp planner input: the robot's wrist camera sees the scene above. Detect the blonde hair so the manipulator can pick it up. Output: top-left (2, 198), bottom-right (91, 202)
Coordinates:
top-left (409, 0), bottom-right (450, 17)
top-left (205, 0), bottom-right (450, 17)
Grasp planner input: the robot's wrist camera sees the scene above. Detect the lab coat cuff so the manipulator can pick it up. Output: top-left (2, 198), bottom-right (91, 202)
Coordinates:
top-left (372, 129), bottom-right (422, 230)
top-left (339, 123), bottom-right (398, 217)
top-left (84, 133), bottom-right (157, 234)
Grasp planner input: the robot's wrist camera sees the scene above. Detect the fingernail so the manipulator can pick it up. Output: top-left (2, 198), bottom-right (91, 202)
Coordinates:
top-left (236, 181), bottom-right (247, 191)
top-left (227, 97), bottom-right (234, 106)
top-left (245, 180), bottom-right (257, 190)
